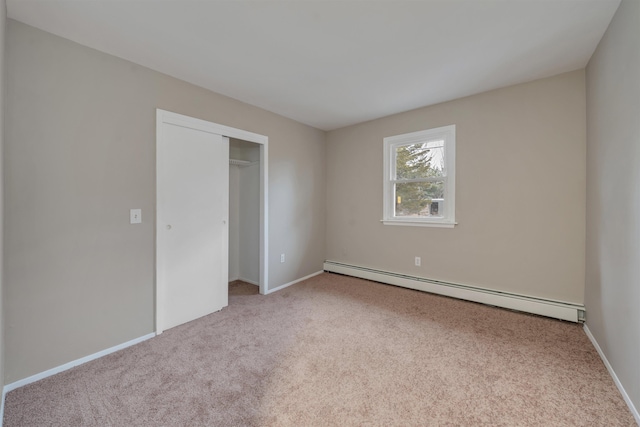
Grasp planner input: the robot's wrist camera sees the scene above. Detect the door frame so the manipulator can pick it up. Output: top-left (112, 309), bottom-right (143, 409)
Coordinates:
top-left (156, 109), bottom-right (269, 334)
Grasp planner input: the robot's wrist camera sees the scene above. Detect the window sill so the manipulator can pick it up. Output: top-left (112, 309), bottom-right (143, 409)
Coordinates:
top-left (381, 219), bottom-right (457, 228)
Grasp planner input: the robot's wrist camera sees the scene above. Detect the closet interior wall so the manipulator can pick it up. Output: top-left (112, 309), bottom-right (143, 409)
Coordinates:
top-left (228, 138), bottom-right (260, 286)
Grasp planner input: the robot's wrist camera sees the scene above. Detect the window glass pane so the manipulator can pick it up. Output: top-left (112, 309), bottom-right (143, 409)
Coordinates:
top-left (395, 181), bottom-right (445, 217)
top-left (395, 140), bottom-right (445, 180)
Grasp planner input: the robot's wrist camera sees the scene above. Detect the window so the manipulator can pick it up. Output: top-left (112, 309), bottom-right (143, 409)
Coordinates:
top-left (383, 125), bottom-right (456, 227)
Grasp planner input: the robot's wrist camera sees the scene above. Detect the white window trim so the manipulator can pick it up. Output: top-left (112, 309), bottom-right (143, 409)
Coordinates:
top-left (382, 125), bottom-right (456, 228)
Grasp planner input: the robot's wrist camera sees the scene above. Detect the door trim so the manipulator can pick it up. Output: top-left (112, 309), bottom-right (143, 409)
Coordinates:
top-left (156, 109), bottom-right (269, 334)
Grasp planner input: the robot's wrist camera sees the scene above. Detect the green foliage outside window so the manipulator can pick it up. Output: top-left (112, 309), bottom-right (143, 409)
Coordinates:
top-left (395, 143), bottom-right (444, 216)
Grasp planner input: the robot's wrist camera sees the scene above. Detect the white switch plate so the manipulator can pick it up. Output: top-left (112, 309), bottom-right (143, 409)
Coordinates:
top-left (280, 254), bottom-right (285, 263)
top-left (415, 256), bottom-right (421, 266)
top-left (130, 209), bottom-right (142, 224)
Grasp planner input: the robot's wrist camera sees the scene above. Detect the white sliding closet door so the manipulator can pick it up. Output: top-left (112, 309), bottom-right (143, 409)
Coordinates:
top-left (157, 122), bottom-right (229, 332)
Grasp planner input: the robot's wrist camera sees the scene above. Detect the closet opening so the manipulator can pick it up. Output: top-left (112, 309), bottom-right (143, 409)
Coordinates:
top-left (228, 138), bottom-right (261, 297)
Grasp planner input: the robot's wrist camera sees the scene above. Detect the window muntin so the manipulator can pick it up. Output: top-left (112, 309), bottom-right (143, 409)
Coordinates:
top-left (383, 125), bottom-right (456, 227)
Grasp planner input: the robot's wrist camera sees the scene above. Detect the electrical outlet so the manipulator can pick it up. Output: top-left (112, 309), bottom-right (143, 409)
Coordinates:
top-left (280, 253), bottom-right (285, 263)
top-left (415, 256), bottom-right (421, 267)
top-left (130, 209), bottom-right (142, 224)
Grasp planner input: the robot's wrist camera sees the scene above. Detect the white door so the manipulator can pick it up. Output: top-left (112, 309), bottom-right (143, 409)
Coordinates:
top-left (157, 122), bottom-right (229, 332)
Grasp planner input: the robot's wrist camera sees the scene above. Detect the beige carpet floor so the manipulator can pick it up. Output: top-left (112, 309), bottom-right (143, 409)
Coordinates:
top-left (4, 273), bottom-right (636, 426)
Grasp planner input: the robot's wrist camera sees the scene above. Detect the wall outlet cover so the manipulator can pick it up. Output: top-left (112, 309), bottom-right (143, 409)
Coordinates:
top-left (130, 209), bottom-right (142, 224)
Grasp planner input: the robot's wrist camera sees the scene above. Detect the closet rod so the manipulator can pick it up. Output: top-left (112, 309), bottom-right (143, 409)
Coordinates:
top-left (229, 158), bottom-right (255, 167)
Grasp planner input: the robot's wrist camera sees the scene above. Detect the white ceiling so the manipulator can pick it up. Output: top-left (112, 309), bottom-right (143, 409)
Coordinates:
top-left (7, 0), bottom-right (620, 131)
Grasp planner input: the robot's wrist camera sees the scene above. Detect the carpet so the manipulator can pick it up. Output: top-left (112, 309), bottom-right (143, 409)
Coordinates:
top-left (4, 273), bottom-right (636, 426)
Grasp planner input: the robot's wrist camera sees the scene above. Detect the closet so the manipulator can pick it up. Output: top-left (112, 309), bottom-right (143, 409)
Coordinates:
top-left (228, 138), bottom-right (260, 286)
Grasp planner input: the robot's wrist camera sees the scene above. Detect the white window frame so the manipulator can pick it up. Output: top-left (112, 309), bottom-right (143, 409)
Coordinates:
top-left (382, 125), bottom-right (456, 228)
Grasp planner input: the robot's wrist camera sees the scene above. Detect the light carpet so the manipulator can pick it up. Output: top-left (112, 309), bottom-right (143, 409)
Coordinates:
top-left (4, 273), bottom-right (636, 426)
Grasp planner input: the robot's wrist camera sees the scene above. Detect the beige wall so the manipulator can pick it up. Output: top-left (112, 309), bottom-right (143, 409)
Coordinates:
top-left (4, 20), bottom-right (326, 383)
top-left (228, 140), bottom-right (260, 284)
top-left (228, 165), bottom-right (240, 281)
top-left (326, 70), bottom-right (586, 303)
top-left (0, 0), bottom-right (6, 393)
top-left (585, 0), bottom-right (640, 413)
top-left (239, 163), bottom-right (260, 284)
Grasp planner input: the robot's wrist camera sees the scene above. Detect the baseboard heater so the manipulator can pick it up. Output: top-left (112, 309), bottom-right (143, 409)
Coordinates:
top-left (323, 261), bottom-right (585, 323)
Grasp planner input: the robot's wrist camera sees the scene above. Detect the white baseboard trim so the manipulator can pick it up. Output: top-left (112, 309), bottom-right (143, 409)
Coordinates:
top-left (228, 276), bottom-right (239, 283)
top-left (237, 277), bottom-right (260, 287)
top-left (3, 332), bottom-right (155, 396)
top-left (583, 324), bottom-right (640, 424)
top-left (266, 270), bottom-right (324, 294)
top-left (324, 261), bottom-right (585, 323)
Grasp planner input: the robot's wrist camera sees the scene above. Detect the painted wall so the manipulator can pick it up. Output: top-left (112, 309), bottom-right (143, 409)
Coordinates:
top-left (0, 0), bottom-right (7, 396)
top-left (228, 165), bottom-right (240, 281)
top-left (585, 0), bottom-right (640, 415)
top-left (228, 139), bottom-right (260, 285)
top-left (4, 20), bottom-right (326, 383)
top-left (326, 70), bottom-right (586, 304)
top-left (239, 162), bottom-right (260, 284)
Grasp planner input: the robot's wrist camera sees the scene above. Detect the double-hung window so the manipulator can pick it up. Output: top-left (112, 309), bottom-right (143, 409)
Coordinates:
top-left (383, 125), bottom-right (456, 227)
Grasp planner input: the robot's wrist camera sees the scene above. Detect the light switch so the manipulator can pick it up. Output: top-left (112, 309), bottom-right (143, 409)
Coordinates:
top-left (130, 209), bottom-right (142, 224)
